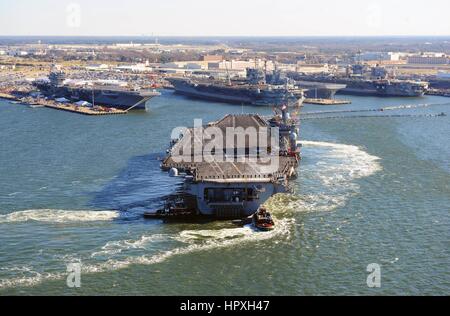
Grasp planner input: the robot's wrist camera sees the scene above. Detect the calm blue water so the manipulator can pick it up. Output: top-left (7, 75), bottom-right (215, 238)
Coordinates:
top-left (0, 91), bottom-right (449, 295)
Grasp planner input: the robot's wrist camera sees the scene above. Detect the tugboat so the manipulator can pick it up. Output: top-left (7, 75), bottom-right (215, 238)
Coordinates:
top-left (143, 199), bottom-right (198, 221)
top-left (231, 206), bottom-right (275, 231)
top-left (252, 207), bottom-right (275, 231)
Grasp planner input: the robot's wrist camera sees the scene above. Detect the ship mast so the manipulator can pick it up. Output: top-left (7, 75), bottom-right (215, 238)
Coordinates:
top-left (279, 80), bottom-right (300, 156)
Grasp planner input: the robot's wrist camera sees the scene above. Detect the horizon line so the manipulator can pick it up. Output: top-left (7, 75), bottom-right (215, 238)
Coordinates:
top-left (1, 35), bottom-right (450, 38)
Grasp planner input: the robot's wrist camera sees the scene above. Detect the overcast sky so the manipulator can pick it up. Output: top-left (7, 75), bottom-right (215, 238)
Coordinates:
top-left (1, 0), bottom-right (449, 36)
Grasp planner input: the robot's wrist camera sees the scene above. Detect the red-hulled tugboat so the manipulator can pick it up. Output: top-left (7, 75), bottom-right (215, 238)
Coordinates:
top-left (231, 207), bottom-right (275, 231)
top-left (252, 207), bottom-right (275, 231)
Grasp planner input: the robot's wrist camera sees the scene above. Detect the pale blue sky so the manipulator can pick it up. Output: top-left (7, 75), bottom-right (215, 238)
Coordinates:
top-left (1, 0), bottom-right (449, 36)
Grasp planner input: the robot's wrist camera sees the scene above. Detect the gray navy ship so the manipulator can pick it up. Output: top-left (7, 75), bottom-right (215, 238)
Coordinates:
top-left (168, 68), bottom-right (305, 106)
top-left (159, 105), bottom-right (301, 218)
top-left (291, 65), bottom-right (429, 97)
top-left (267, 69), bottom-right (347, 99)
top-left (34, 70), bottom-right (160, 110)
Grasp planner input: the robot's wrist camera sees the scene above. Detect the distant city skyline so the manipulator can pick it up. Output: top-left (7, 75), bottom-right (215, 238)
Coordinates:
top-left (1, 0), bottom-right (450, 37)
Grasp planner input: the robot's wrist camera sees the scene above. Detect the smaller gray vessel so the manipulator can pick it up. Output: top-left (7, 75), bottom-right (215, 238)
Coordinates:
top-left (270, 70), bottom-right (347, 99)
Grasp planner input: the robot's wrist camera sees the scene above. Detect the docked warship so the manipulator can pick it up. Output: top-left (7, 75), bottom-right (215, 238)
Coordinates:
top-left (34, 69), bottom-right (160, 110)
top-left (153, 102), bottom-right (301, 219)
top-left (167, 68), bottom-right (305, 107)
top-left (293, 65), bottom-right (429, 97)
top-left (268, 69), bottom-right (347, 99)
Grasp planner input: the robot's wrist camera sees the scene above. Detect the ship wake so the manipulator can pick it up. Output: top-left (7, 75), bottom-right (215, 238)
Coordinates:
top-left (0, 218), bottom-right (294, 289)
top-left (0, 209), bottom-right (120, 224)
top-left (0, 141), bottom-right (381, 290)
top-left (265, 140), bottom-right (382, 214)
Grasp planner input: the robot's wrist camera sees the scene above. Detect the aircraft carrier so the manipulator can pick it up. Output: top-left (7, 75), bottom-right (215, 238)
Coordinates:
top-left (159, 105), bottom-right (301, 218)
top-left (303, 77), bottom-right (429, 97)
top-left (168, 68), bottom-right (305, 107)
top-left (293, 65), bottom-right (429, 97)
top-left (34, 70), bottom-right (160, 110)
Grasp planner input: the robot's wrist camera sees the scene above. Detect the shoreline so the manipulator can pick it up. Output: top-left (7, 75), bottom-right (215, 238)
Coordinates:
top-left (0, 93), bottom-right (20, 101)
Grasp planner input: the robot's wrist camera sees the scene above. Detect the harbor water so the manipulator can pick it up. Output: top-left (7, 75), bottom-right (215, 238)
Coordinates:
top-left (0, 91), bottom-right (449, 295)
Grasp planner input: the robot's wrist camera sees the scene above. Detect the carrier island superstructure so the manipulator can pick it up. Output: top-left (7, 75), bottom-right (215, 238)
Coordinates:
top-left (160, 104), bottom-right (301, 218)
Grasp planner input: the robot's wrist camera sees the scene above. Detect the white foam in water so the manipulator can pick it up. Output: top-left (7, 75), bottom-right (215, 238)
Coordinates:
top-left (0, 209), bottom-right (119, 224)
top-left (265, 140), bottom-right (382, 214)
top-left (90, 234), bottom-right (170, 257)
top-left (0, 219), bottom-right (294, 289)
top-left (0, 140), bottom-right (381, 289)
top-left (82, 218), bottom-right (294, 274)
top-left (0, 265), bottom-right (66, 289)
top-left (301, 141), bottom-right (382, 180)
